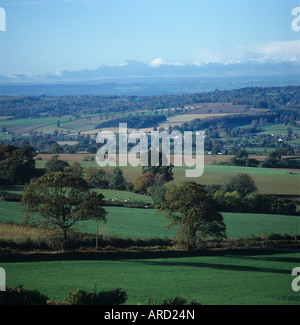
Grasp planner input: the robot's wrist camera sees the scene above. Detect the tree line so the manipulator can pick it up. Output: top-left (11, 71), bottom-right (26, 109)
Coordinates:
top-left (0, 86), bottom-right (299, 118)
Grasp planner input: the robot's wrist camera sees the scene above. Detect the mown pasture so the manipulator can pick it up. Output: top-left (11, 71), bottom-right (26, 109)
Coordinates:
top-left (2, 252), bottom-right (300, 305)
top-left (0, 201), bottom-right (299, 240)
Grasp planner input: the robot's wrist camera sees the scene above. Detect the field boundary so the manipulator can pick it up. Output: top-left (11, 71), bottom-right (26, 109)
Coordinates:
top-left (1, 246), bottom-right (300, 263)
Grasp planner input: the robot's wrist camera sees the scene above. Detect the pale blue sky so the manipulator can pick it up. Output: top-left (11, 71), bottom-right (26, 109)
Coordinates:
top-left (0, 0), bottom-right (299, 75)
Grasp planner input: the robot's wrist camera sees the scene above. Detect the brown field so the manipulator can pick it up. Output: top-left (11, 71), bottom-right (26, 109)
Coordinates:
top-left (35, 153), bottom-right (267, 165)
top-left (158, 113), bottom-right (244, 129)
top-left (12, 125), bottom-right (45, 134)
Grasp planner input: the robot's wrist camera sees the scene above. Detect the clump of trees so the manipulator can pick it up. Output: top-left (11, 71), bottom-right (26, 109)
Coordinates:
top-left (44, 156), bottom-right (132, 191)
top-left (228, 151), bottom-right (260, 167)
top-left (205, 173), bottom-right (297, 215)
top-left (259, 149), bottom-right (300, 169)
top-left (218, 148), bottom-right (300, 170)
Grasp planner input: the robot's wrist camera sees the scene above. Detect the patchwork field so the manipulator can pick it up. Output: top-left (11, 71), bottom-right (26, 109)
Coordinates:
top-left (0, 103), bottom-right (270, 138)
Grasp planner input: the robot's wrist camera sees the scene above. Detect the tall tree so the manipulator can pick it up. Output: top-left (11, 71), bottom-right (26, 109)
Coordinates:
top-left (159, 183), bottom-right (226, 249)
top-left (142, 150), bottom-right (174, 184)
top-left (109, 167), bottom-right (127, 190)
top-left (21, 172), bottom-right (107, 251)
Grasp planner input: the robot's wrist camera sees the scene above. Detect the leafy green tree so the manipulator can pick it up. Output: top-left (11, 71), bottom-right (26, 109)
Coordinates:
top-left (133, 173), bottom-right (156, 194)
top-left (64, 162), bottom-right (84, 178)
top-left (223, 173), bottom-right (257, 197)
top-left (49, 143), bottom-right (63, 154)
top-left (0, 144), bottom-right (36, 185)
top-left (150, 176), bottom-right (169, 206)
top-left (234, 150), bottom-right (248, 159)
top-left (109, 167), bottom-right (127, 190)
top-left (224, 191), bottom-right (242, 210)
top-left (159, 183), bottom-right (226, 249)
top-left (83, 166), bottom-right (109, 189)
top-left (142, 150), bottom-right (174, 184)
top-left (45, 155), bottom-right (69, 173)
top-left (260, 156), bottom-right (278, 168)
top-left (21, 172), bottom-right (107, 251)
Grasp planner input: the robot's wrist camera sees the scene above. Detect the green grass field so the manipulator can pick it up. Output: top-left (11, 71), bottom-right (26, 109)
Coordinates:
top-left (259, 123), bottom-right (299, 136)
top-left (1, 201), bottom-right (299, 240)
top-left (174, 165), bottom-right (300, 196)
top-left (1, 252), bottom-right (300, 304)
top-left (0, 117), bottom-right (71, 132)
top-left (32, 160), bottom-right (300, 196)
top-left (102, 164), bottom-right (300, 197)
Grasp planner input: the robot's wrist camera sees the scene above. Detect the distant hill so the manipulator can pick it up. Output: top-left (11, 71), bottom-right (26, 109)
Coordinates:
top-left (0, 60), bottom-right (299, 96)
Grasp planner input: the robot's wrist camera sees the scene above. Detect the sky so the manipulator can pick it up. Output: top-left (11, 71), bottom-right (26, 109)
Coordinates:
top-left (0, 0), bottom-right (299, 75)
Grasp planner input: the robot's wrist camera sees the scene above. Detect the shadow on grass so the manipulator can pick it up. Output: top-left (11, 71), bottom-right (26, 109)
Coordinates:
top-left (228, 255), bottom-right (300, 265)
top-left (128, 259), bottom-right (290, 275)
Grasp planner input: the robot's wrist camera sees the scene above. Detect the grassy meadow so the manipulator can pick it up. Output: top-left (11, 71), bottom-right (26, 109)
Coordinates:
top-left (2, 252), bottom-right (300, 305)
top-left (1, 200), bottom-right (299, 240)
